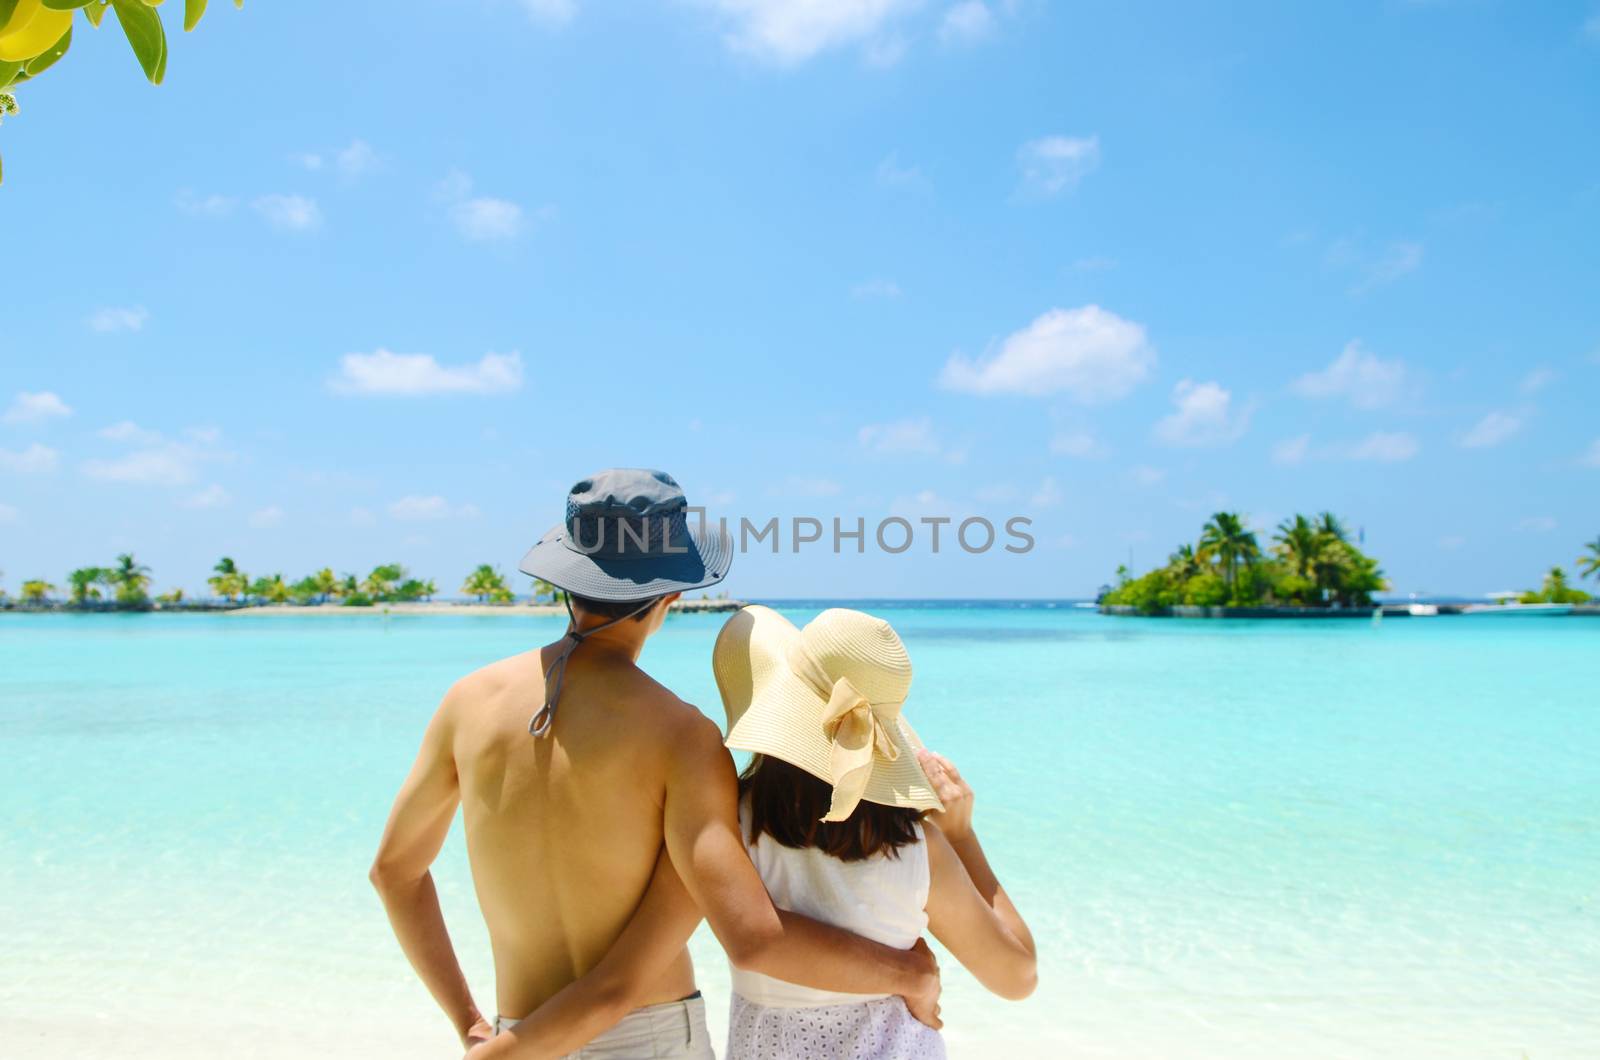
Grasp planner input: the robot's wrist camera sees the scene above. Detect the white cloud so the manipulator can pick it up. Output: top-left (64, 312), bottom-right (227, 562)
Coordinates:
top-left (388, 495), bottom-right (479, 521)
top-left (82, 449), bottom-right (195, 485)
top-left (1329, 238), bottom-right (1423, 294)
top-left (80, 424), bottom-right (229, 486)
top-left (349, 507), bottom-right (377, 527)
top-left (940, 305), bottom-right (1154, 401)
top-left (1345, 430), bottom-right (1419, 463)
top-left (294, 152), bottom-right (325, 171)
top-left (1516, 515), bottom-right (1557, 533)
top-left (454, 197), bottom-right (524, 241)
top-left (1030, 476), bottom-right (1063, 507)
top-left (1584, 12), bottom-right (1600, 41)
top-left (939, 1), bottom-right (993, 43)
top-left (1438, 534), bottom-right (1466, 551)
top-left (439, 170), bottom-right (526, 241)
top-left (705, 0), bottom-right (919, 64)
top-left (3, 390), bottom-right (72, 425)
top-left (1271, 433), bottom-right (1311, 466)
top-left (0, 502), bottom-right (16, 524)
top-left (1017, 135), bottom-right (1100, 197)
top-left (252, 194), bottom-right (322, 231)
top-left (875, 153), bottom-right (926, 190)
top-left (1582, 438), bottom-right (1600, 468)
top-left (851, 277), bottom-right (902, 299)
top-left (1291, 341), bottom-right (1407, 409)
top-left (1049, 428), bottom-right (1105, 458)
top-left (336, 139), bottom-right (378, 180)
top-left (249, 505), bottom-right (285, 529)
top-left (859, 417), bottom-right (940, 456)
top-left (1519, 367), bottom-right (1556, 395)
top-left (1129, 464), bottom-right (1166, 486)
top-left (521, 0), bottom-right (577, 23)
top-left (1460, 411), bottom-right (1521, 449)
top-left (0, 443), bottom-right (59, 474)
top-left (330, 349), bottom-right (524, 396)
top-left (182, 484), bottom-right (232, 509)
top-left (99, 420), bottom-right (165, 446)
top-left (175, 189), bottom-right (237, 217)
top-left (88, 306), bottom-right (149, 334)
top-left (1154, 380), bottom-right (1251, 447)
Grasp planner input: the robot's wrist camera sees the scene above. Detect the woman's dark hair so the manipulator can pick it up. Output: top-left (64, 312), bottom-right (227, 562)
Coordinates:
top-left (739, 754), bottom-right (923, 862)
top-left (568, 593), bottom-right (663, 622)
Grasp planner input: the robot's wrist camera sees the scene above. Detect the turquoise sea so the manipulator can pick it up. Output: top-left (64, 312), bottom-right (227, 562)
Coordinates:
top-left (3, 605), bottom-right (1597, 1058)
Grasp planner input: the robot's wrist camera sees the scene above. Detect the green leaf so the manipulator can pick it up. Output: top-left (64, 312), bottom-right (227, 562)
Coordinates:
top-left (183, 0), bottom-right (203, 31)
top-left (83, 2), bottom-right (106, 27)
top-left (110, 0), bottom-right (164, 84)
top-left (0, 58), bottom-right (22, 88)
top-left (0, 0), bottom-right (20, 30)
top-left (24, 23), bottom-right (69, 74)
top-left (42, 0), bottom-right (96, 10)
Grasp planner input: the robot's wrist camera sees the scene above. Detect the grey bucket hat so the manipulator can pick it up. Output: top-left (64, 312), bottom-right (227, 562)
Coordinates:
top-left (518, 468), bottom-right (733, 601)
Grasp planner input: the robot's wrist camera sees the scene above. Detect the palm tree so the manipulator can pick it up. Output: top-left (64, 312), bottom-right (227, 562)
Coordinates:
top-left (1166, 544), bottom-right (1202, 581)
top-left (111, 553), bottom-right (152, 608)
top-left (21, 579), bottom-right (55, 605)
top-left (208, 557), bottom-right (247, 603)
top-left (1198, 512), bottom-right (1259, 590)
top-left (250, 573), bottom-right (291, 605)
top-left (1578, 537), bottom-right (1600, 584)
top-left (339, 573), bottom-right (360, 598)
top-left (1314, 511), bottom-right (1349, 543)
top-left (363, 563), bottom-right (405, 601)
top-left (461, 564), bottom-right (507, 603)
top-left (311, 567), bottom-right (340, 604)
top-left (155, 587), bottom-right (186, 606)
top-left (529, 577), bottom-right (564, 604)
top-left (1273, 515), bottom-right (1324, 580)
top-left (67, 567), bottom-right (108, 607)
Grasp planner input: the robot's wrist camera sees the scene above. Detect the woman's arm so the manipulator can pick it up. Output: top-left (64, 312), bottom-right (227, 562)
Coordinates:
top-left (919, 751), bottom-right (1037, 1001)
top-left (464, 848), bottom-right (703, 1060)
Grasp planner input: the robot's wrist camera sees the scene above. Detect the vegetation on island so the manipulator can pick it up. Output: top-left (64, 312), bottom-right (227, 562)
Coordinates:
top-left (0, 555), bottom-right (563, 611)
top-left (1, 0), bottom-right (242, 183)
top-left (1102, 511), bottom-right (1387, 613)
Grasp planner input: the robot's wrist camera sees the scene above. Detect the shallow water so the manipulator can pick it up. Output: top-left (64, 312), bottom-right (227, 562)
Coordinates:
top-left (3, 607), bottom-right (1597, 1058)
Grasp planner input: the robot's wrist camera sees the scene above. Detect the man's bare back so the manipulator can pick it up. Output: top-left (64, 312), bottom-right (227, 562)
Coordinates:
top-left (451, 639), bottom-right (706, 1019)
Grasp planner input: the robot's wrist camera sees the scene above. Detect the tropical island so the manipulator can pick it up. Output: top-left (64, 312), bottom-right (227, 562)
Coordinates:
top-left (0, 556), bottom-right (741, 614)
top-left (1100, 514), bottom-right (1598, 617)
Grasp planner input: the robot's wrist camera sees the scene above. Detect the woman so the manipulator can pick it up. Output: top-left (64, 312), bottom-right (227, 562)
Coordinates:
top-left (713, 605), bottom-right (1037, 1059)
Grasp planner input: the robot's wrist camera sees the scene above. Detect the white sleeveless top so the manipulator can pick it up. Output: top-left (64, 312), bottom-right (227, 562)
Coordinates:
top-left (732, 799), bottom-right (930, 1008)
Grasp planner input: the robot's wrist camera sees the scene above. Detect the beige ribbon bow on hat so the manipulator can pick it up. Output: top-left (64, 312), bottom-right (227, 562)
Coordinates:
top-left (787, 641), bottom-right (903, 822)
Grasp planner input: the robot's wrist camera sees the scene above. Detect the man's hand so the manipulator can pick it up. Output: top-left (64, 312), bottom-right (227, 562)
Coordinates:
top-left (918, 749), bottom-right (974, 843)
top-left (900, 938), bottom-right (943, 1029)
top-left (462, 1015), bottom-right (493, 1051)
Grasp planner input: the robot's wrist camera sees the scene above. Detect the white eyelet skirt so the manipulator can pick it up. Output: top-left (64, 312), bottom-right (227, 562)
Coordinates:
top-left (727, 994), bottom-right (946, 1060)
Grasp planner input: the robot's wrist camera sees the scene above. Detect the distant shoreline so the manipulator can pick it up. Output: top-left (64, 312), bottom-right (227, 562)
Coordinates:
top-left (0, 598), bottom-right (749, 617)
top-left (224, 599), bottom-right (748, 617)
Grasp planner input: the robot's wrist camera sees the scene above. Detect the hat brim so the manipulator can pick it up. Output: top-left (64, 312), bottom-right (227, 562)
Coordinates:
top-left (518, 518), bottom-right (732, 602)
top-left (717, 605), bottom-right (942, 814)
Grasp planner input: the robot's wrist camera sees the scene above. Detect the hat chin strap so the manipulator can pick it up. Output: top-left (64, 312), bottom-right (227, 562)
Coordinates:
top-left (529, 594), bottom-right (658, 737)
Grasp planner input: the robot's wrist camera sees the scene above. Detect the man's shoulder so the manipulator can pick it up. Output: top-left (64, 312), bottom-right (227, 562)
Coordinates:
top-left (443, 650), bottom-right (540, 709)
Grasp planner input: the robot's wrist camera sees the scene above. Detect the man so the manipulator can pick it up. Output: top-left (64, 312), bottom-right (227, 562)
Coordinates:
top-left (371, 469), bottom-right (940, 1058)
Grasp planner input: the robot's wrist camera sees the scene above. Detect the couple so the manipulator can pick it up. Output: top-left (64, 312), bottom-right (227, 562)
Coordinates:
top-left (371, 469), bottom-right (1036, 1059)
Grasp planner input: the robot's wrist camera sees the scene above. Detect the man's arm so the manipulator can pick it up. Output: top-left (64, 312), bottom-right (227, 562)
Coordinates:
top-left (465, 849), bottom-right (704, 1060)
top-left (368, 688), bottom-right (489, 1049)
top-left (662, 715), bottom-right (941, 1020)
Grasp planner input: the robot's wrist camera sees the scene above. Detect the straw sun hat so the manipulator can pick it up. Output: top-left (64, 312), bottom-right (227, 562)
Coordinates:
top-left (713, 605), bottom-right (944, 823)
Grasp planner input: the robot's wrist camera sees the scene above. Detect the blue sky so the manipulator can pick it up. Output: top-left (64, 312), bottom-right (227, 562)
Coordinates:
top-left (2, 0), bottom-right (1598, 599)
